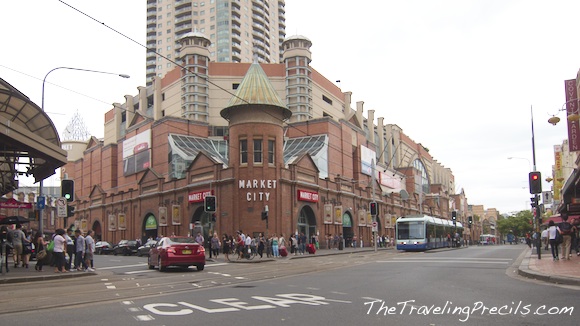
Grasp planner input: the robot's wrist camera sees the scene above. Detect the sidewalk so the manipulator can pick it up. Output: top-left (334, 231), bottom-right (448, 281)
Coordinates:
top-left (517, 247), bottom-right (580, 286)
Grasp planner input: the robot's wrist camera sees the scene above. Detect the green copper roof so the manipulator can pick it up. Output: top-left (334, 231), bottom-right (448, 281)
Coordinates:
top-left (221, 62), bottom-right (290, 120)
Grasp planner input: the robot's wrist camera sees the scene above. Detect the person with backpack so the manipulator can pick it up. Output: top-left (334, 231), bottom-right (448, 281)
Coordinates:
top-left (558, 215), bottom-right (574, 260)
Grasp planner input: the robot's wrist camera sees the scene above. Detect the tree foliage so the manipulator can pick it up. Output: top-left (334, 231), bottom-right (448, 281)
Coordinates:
top-left (496, 210), bottom-right (534, 237)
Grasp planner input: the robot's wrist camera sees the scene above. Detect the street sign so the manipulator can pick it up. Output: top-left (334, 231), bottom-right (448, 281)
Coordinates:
top-left (56, 197), bottom-right (67, 218)
top-left (372, 221), bottom-right (378, 232)
top-left (37, 196), bottom-right (45, 210)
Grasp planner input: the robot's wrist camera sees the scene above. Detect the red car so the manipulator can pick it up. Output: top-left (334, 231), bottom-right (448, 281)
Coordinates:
top-left (148, 236), bottom-right (205, 271)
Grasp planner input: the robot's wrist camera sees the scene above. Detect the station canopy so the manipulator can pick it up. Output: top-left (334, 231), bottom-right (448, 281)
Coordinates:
top-left (0, 78), bottom-right (67, 195)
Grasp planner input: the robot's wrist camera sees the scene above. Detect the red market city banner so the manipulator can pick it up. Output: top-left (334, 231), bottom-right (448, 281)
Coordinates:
top-left (0, 198), bottom-right (32, 209)
top-left (188, 190), bottom-right (214, 203)
top-left (297, 190), bottom-right (319, 203)
top-left (565, 79), bottom-right (580, 152)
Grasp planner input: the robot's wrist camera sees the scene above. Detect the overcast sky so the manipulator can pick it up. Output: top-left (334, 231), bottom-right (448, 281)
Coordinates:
top-left (2, 0), bottom-right (580, 214)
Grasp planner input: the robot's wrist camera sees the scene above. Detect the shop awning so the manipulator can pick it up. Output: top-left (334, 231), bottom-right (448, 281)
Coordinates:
top-left (0, 78), bottom-right (67, 194)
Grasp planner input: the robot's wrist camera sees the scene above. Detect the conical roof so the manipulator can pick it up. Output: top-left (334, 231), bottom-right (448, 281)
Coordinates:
top-left (221, 62), bottom-right (291, 120)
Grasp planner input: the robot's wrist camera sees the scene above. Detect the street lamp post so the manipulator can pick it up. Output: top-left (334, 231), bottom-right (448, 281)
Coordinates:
top-left (38, 67), bottom-right (129, 236)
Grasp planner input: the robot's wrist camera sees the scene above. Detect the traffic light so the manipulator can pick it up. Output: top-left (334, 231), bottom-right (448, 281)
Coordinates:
top-left (369, 201), bottom-right (378, 216)
top-left (261, 211), bottom-right (268, 220)
top-left (451, 211), bottom-right (457, 221)
top-left (468, 216), bottom-right (472, 228)
top-left (204, 195), bottom-right (216, 212)
top-left (529, 171), bottom-right (542, 194)
top-left (61, 179), bottom-right (75, 202)
top-left (67, 205), bottom-right (75, 217)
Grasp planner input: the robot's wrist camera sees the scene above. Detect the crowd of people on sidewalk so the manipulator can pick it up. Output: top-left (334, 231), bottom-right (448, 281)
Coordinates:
top-left (192, 231), bottom-right (394, 262)
top-left (0, 224), bottom-right (96, 274)
top-left (540, 216), bottom-right (579, 262)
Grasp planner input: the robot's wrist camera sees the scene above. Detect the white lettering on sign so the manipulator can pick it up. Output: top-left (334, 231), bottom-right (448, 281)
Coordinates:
top-left (297, 190), bottom-right (319, 203)
top-left (239, 179), bottom-right (277, 202)
top-left (143, 293), bottom-right (334, 316)
top-left (239, 179), bottom-right (277, 189)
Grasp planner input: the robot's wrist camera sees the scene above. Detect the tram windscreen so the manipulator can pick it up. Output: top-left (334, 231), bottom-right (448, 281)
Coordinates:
top-left (397, 221), bottom-right (425, 240)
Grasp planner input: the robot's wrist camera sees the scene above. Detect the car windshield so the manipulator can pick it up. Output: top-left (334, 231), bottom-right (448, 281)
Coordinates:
top-left (167, 237), bottom-right (196, 244)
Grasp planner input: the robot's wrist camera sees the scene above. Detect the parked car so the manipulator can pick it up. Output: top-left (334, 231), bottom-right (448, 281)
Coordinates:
top-left (95, 241), bottom-right (114, 255)
top-left (113, 240), bottom-right (139, 256)
top-left (137, 239), bottom-right (157, 257)
top-left (148, 236), bottom-right (205, 271)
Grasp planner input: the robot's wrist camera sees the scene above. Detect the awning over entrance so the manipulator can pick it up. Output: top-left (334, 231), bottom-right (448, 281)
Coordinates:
top-left (0, 78), bottom-right (67, 194)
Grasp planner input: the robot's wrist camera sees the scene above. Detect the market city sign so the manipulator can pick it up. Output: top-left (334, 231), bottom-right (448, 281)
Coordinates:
top-left (239, 179), bottom-right (277, 201)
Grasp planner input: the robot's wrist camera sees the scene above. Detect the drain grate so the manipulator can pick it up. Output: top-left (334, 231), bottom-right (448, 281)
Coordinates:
top-left (232, 285), bottom-right (256, 288)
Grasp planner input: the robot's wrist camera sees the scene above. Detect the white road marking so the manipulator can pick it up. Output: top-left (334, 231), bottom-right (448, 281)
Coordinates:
top-left (377, 260), bottom-right (509, 264)
top-left (134, 315), bottom-right (154, 321)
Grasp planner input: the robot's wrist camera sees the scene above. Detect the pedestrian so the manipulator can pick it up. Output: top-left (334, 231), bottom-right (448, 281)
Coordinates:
top-left (258, 233), bottom-right (266, 258)
top-left (572, 218), bottom-right (580, 256)
top-left (222, 234), bottom-right (231, 261)
top-left (0, 226), bottom-right (13, 272)
top-left (270, 234), bottom-right (279, 257)
top-left (299, 233), bottom-right (307, 254)
top-left (21, 230), bottom-right (32, 268)
top-left (74, 229), bottom-right (86, 271)
top-left (211, 232), bottom-right (220, 259)
top-left (34, 232), bottom-right (48, 272)
top-left (10, 224), bottom-right (26, 268)
top-left (548, 220), bottom-right (560, 261)
top-left (65, 228), bottom-right (75, 271)
top-left (84, 230), bottom-right (95, 271)
top-left (52, 229), bottom-right (67, 273)
top-left (541, 227), bottom-right (548, 251)
top-left (558, 215), bottom-right (575, 260)
top-left (195, 232), bottom-right (204, 246)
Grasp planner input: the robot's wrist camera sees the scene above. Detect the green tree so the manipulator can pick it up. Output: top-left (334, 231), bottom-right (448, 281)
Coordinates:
top-left (496, 210), bottom-right (534, 237)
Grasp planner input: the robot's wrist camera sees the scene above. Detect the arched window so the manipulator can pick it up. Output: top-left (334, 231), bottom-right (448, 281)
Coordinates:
top-left (413, 159), bottom-right (430, 194)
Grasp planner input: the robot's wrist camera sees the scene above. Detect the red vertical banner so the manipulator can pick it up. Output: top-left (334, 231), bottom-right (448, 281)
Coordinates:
top-left (565, 79), bottom-right (580, 151)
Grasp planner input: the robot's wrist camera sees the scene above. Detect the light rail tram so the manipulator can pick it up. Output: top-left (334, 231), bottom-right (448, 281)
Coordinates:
top-left (396, 214), bottom-right (464, 251)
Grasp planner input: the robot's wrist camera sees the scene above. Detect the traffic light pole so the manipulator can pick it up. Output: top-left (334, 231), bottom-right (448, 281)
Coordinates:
top-left (531, 106), bottom-right (541, 260)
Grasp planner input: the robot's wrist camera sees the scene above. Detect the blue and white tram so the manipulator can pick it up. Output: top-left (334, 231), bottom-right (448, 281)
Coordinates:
top-left (396, 215), bottom-right (464, 251)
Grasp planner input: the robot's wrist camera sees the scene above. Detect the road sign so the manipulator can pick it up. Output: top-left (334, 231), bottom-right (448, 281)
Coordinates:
top-left (36, 196), bottom-right (45, 210)
top-left (372, 221), bottom-right (378, 232)
top-left (56, 197), bottom-right (67, 218)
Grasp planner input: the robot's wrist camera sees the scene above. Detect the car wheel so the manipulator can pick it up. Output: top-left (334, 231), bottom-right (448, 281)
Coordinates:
top-left (197, 264), bottom-right (205, 271)
top-left (158, 257), bottom-right (166, 272)
top-left (147, 256), bottom-right (154, 270)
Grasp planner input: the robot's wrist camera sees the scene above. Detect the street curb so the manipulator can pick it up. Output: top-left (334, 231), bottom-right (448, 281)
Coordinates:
top-left (517, 251), bottom-right (580, 286)
top-left (0, 271), bottom-right (95, 285)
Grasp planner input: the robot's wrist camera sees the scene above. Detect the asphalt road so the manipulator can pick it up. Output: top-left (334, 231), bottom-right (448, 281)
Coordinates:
top-left (0, 246), bottom-right (577, 326)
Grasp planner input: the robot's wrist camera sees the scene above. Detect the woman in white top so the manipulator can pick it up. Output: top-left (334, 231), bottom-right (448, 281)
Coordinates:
top-left (547, 220), bottom-right (560, 261)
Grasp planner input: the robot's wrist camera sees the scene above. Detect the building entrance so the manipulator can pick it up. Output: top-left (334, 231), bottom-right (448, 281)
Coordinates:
top-left (141, 213), bottom-right (158, 244)
top-left (191, 207), bottom-right (214, 245)
top-left (342, 212), bottom-right (354, 247)
top-left (297, 205), bottom-right (317, 243)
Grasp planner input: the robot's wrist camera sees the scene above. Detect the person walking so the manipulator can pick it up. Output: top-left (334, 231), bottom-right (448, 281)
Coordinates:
top-left (10, 224), bottom-right (26, 268)
top-left (73, 229), bottom-right (86, 271)
top-left (34, 232), bottom-right (48, 272)
top-left (211, 232), bottom-right (220, 259)
top-left (558, 215), bottom-right (575, 260)
top-left (84, 230), bottom-right (95, 272)
top-left (52, 229), bottom-right (67, 273)
top-left (222, 234), bottom-right (231, 262)
top-left (271, 234), bottom-right (279, 257)
top-left (548, 220), bottom-right (560, 261)
top-left (65, 228), bottom-right (75, 271)
top-left (257, 233), bottom-right (266, 258)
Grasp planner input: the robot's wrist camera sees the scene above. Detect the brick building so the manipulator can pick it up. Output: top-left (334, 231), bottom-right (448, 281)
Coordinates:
top-left (58, 34), bottom-right (458, 245)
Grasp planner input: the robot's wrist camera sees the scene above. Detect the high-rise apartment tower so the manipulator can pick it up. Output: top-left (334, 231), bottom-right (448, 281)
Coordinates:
top-left (146, 0), bottom-right (286, 86)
